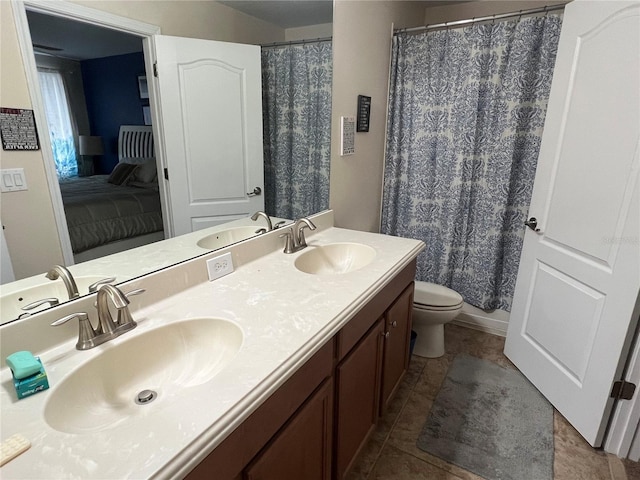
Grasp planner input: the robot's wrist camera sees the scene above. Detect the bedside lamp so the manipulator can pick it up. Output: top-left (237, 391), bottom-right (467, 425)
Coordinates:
top-left (78, 135), bottom-right (104, 176)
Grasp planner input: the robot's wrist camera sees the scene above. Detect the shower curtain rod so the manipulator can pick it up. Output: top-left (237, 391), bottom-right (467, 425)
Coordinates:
top-left (261, 36), bottom-right (332, 48)
top-left (394, 3), bottom-right (566, 35)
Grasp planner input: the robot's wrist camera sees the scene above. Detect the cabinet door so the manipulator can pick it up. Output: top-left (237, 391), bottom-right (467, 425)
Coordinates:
top-left (380, 283), bottom-right (414, 414)
top-left (244, 378), bottom-right (333, 480)
top-left (334, 319), bottom-right (384, 480)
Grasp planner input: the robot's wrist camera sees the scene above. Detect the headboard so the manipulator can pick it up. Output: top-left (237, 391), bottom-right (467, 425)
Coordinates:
top-left (118, 125), bottom-right (154, 164)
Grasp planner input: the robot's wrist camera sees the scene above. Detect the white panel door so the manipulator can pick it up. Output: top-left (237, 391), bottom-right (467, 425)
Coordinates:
top-left (504, 0), bottom-right (640, 447)
top-left (152, 35), bottom-right (264, 235)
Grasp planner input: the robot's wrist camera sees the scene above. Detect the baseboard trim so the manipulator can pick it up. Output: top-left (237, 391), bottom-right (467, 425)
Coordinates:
top-left (453, 307), bottom-right (509, 337)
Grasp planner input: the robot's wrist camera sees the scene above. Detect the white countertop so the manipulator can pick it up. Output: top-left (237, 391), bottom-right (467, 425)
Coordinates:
top-left (0, 220), bottom-right (423, 479)
top-left (0, 216), bottom-right (289, 325)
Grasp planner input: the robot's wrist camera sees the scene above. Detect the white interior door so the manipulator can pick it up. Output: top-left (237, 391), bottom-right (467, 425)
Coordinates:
top-left (151, 35), bottom-right (264, 236)
top-left (504, 0), bottom-right (640, 447)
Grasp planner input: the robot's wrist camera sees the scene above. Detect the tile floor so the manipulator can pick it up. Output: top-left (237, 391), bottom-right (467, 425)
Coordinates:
top-left (346, 324), bottom-right (639, 480)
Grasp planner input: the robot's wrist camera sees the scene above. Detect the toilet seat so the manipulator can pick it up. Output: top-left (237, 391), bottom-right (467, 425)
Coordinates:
top-left (414, 281), bottom-right (463, 309)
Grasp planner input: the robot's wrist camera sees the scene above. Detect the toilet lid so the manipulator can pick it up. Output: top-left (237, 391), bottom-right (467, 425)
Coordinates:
top-left (414, 281), bottom-right (463, 308)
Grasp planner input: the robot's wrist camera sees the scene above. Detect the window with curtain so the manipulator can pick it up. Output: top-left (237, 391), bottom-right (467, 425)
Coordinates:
top-left (38, 69), bottom-right (78, 178)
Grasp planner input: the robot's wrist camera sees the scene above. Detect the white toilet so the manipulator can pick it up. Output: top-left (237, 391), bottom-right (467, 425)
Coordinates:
top-left (412, 281), bottom-right (463, 358)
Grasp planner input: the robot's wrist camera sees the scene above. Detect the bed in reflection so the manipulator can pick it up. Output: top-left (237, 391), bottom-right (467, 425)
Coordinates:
top-left (60, 125), bottom-right (164, 263)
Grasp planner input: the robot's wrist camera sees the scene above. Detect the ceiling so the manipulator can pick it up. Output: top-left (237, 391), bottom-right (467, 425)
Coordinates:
top-left (218, 0), bottom-right (333, 28)
top-left (26, 1), bottom-right (335, 61)
top-left (27, 1), bottom-right (470, 61)
top-left (27, 10), bottom-right (143, 61)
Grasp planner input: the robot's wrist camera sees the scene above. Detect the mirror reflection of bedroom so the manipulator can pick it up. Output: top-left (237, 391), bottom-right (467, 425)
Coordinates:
top-left (27, 11), bottom-right (164, 264)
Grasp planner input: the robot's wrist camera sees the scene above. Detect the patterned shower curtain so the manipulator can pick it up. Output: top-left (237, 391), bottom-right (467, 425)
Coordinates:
top-left (381, 14), bottom-right (563, 311)
top-left (261, 41), bottom-right (332, 219)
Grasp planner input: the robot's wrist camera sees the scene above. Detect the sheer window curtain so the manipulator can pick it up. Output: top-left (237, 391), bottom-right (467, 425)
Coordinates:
top-left (381, 14), bottom-right (563, 311)
top-left (261, 41), bottom-right (332, 219)
top-left (38, 69), bottom-right (78, 178)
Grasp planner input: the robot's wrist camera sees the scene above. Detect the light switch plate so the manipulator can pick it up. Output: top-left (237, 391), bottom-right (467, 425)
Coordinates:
top-left (206, 252), bottom-right (234, 281)
top-left (0, 168), bottom-right (28, 192)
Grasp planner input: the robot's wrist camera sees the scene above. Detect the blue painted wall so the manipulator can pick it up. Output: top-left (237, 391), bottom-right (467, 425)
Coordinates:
top-left (81, 52), bottom-right (146, 174)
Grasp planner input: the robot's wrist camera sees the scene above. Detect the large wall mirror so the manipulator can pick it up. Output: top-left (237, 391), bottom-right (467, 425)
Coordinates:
top-left (1, 0), bottom-right (333, 324)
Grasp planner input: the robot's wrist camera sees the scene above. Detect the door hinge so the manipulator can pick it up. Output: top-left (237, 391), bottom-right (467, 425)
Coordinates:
top-left (164, 168), bottom-right (169, 180)
top-left (153, 62), bottom-right (158, 77)
top-left (610, 381), bottom-right (636, 400)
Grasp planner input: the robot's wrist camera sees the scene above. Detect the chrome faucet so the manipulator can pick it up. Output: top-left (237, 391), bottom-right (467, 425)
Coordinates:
top-left (293, 217), bottom-right (316, 249)
top-left (46, 265), bottom-right (79, 300)
top-left (279, 217), bottom-right (317, 254)
top-left (88, 277), bottom-right (116, 293)
top-left (96, 284), bottom-right (130, 336)
top-left (251, 211), bottom-right (274, 232)
top-left (51, 284), bottom-right (144, 350)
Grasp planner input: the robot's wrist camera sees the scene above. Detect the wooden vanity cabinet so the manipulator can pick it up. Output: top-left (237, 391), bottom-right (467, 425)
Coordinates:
top-left (334, 319), bottom-right (384, 479)
top-left (333, 262), bottom-right (416, 480)
top-left (186, 340), bottom-right (334, 480)
top-left (380, 282), bottom-right (414, 414)
top-left (186, 260), bottom-right (416, 480)
top-left (244, 378), bottom-right (333, 480)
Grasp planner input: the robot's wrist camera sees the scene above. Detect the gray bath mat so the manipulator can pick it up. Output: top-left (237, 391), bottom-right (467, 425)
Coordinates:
top-left (417, 354), bottom-right (554, 480)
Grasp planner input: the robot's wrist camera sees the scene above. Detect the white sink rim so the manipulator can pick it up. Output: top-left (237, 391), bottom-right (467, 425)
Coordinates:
top-left (294, 242), bottom-right (377, 275)
top-left (44, 317), bottom-right (243, 435)
top-left (196, 226), bottom-right (260, 250)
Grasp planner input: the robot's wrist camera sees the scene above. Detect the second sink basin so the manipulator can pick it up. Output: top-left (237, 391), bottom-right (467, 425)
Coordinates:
top-left (294, 243), bottom-right (376, 275)
top-left (197, 226), bottom-right (260, 250)
top-left (44, 318), bottom-right (243, 434)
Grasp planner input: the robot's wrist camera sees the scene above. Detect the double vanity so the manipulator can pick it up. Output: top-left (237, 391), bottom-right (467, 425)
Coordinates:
top-left (0, 210), bottom-right (424, 479)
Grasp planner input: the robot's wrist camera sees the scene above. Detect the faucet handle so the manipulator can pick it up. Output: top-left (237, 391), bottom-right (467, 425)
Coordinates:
top-left (51, 312), bottom-right (98, 351)
top-left (123, 288), bottom-right (145, 299)
top-left (21, 297), bottom-right (60, 311)
top-left (279, 228), bottom-right (296, 254)
top-left (274, 221), bottom-right (287, 229)
top-left (116, 288), bottom-right (145, 329)
top-left (88, 277), bottom-right (117, 293)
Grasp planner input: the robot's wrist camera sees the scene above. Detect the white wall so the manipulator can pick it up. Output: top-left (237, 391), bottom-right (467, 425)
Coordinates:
top-left (330, 0), bottom-right (426, 232)
top-left (285, 23), bottom-right (333, 42)
top-left (0, 1), bottom-right (66, 278)
top-left (423, 0), bottom-right (568, 24)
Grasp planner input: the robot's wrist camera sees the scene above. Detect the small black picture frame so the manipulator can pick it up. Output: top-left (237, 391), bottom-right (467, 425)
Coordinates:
top-left (356, 95), bottom-right (371, 132)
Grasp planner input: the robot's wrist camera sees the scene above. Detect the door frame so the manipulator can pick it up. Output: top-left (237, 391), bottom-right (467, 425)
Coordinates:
top-left (605, 296), bottom-right (640, 459)
top-left (11, 0), bottom-right (164, 264)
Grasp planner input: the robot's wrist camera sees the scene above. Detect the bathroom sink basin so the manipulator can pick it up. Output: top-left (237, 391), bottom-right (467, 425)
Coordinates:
top-left (294, 243), bottom-right (376, 275)
top-left (197, 226), bottom-right (260, 250)
top-left (44, 318), bottom-right (243, 434)
top-left (0, 275), bottom-right (116, 321)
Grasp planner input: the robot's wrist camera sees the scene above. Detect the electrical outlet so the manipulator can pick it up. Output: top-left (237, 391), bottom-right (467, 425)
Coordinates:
top-left (206, 252), bottom-right (234, 281)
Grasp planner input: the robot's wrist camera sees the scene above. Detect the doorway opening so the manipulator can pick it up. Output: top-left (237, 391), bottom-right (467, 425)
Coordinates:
top-left (13, 0), bottom-right (164, 265)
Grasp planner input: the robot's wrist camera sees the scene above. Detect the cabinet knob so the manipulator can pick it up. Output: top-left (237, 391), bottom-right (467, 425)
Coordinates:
top-left (382, 331), bottom-right (390, 339)
top-left (391, 320), bottom-right (397, 328)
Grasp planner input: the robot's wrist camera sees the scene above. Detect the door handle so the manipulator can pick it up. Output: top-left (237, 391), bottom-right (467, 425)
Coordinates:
top-left (247, 187), bottom-right (262, 197)
top-left (524, 217), bottom-right (540, 232)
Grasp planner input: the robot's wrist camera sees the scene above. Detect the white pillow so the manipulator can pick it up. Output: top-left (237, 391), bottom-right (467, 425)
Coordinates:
top-left (133, 159), bottom-right (157, 183)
